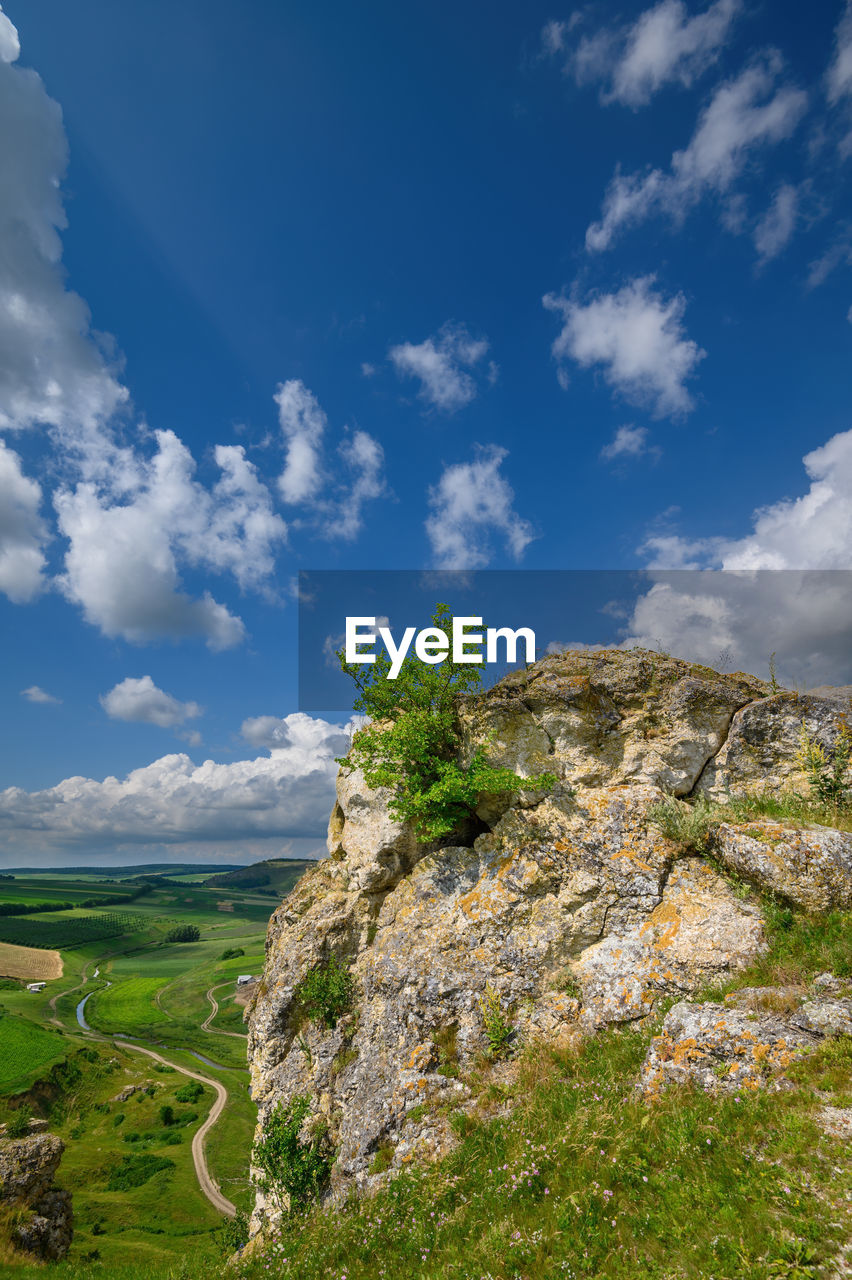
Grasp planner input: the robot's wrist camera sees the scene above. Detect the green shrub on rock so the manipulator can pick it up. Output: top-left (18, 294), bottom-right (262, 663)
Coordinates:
top-left (338, 603), bottom-right (555, 841)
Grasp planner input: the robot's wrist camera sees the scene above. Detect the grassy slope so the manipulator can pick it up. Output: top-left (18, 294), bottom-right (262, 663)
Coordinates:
top-left (224, 905), bottom-right (852, 1280)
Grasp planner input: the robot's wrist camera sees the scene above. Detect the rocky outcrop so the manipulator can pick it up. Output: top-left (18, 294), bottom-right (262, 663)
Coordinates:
top-left (246, 648), bottom-right (852, 1237)
top-left (710, 822), bottom-right (852, 912)
top-left (641, 974), bottom-right (852, 1097)
top-left (0, 1132), bottom-right (73, 1260)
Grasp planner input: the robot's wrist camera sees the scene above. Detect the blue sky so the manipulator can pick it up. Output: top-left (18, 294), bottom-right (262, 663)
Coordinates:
top-left (0, 0), bottom-right (850, 865)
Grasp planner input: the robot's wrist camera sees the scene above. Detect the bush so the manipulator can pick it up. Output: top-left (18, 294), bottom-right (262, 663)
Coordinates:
top-left (6, 1105), bottom-right (32, 1138)
top-left (294, 955), bottom-right (354, 1029)
top-left (252, 1095), bottom-right (330, 1213)
top-left (796, 722), bottom-right (851, 807)
top-left (175, 1081), bottom-right (204, 1104)
top-left (106, 1153), bottom-right (175, 1191)
top-left (338, 602), bottom-right (555, 841)
top-left (220, 947), bottom-right (244, 960)
top-left (159, 1104), bottom-right (175, 1127)
top-left (165, 925), bottom-right (201, 943)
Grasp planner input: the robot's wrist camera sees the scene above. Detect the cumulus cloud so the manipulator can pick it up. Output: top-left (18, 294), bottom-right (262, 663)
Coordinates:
top-left (321, 431), bottom-right (386, 541)
top-left (0, 713), bottom-right (354, 858)
top-left (20, 685), bottom-right (60, 705)
top-left (0, 440), bottom-right (47, 602)
top-left (0, 14), bottom-right (127, 458)
top-left (626, 429), bottom-right (852, 684)
top-left (586, 55), bottom-right (807, 251)
top-left (600, 424), bottom-right (654, 461)
top-left (275, 379), bottom-right (327, 505)
top-left (753, 183), bottom-right (799, 263)
top-left (272, 381), bottom-right (385, 540)
top-left (544, 277), bottom-right (705, 417)
top-left (641, 429), bottom-right (852, 572)
top-left (389, 323), bottom-right (492, 413)
top-left (100, 676), bottom-right (202, 730)
top-left (425, 446), bottom-right (535, 569)
top-left (554, 0), bottom-right (740, 108)
top-left (54, 430), bottom-right (289, 648)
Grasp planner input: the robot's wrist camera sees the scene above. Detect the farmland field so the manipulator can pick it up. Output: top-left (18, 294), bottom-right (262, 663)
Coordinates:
top-left (0, 911), bottom-right (148, 950)
top-left (0, 1009), bottom-right (68, 1087)
top-left (0, 858), bottom-right (311, 1268)
top-left (0, 941), bottom-right (63, 980)
top-left (86, 976), bottom-right (167, 1031)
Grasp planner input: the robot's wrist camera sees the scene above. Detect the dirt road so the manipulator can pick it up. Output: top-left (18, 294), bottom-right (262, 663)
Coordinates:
top-left (114, 1040), bottom-right (237, 1218)
top-left (202, 982), bottom-right (248, 1039)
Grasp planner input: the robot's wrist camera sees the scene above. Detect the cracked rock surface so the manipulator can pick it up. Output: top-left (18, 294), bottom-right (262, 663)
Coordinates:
top-left (246, 648), bottom-right (852, 1236)
top-left (0, 1132), bottom-right (73, 1260)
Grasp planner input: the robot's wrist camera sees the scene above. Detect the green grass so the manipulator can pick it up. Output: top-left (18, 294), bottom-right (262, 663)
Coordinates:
top-left (86, 977), bottom-right (166, 1032)
top-left (229, 1026), bottom-right (852, 1280)
top-left (0, 1008), bottom-right (69, 1088)
top-left (648, 790), bottom-right (852, 854)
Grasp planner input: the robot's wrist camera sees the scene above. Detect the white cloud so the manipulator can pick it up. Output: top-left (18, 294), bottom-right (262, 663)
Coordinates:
top-left (0, 4), bottom-right (19, 62)
top-left (54, 430), bottom-right (289, 649)
top-left (389, 323), bottom-right (491, 413)
top-left (0, 713), bottom-right (354, 857)
top-left (20, 685), bottom-right (60, 705)
top-left (425, 445), bottom-right (535, 569)
top-left (586, 55), bottom-right (808, 251)
top-left (562, 0), bottom-right (741, 108)
top-left (321, 431), bottom-right (386, 541)
top-left (0, 440), bottom-right (47, 602)
top-left (642, 429), bottom-right (852, 570)
top-left (807, 232), bottom-right (852, 288)
top-left (827, 0), bottom-right (852, 105)
top-left (753, 183), bottom-right (798, 263)
top-left (272, 381), bottom-right (385, 539)
top-left (0, 15), bottom-right (127, 456)
top-left (600, 424), bottom-right (653, 461)
top-left (627, 429), bottom-right (852, 683)
top-left (275, 379), bottom-right (326, 505)
top-left (100, 676), bottom-right (202, 730)
top-left (544, 277), bottom-right (705, 417)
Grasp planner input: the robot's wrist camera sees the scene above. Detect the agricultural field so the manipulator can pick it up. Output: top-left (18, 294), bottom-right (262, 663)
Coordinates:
top-left (87, 977), bottom-right (168, 1032)
top-left (0, 1008), bottom-right (69, 1089)
top-left (0, 910), bottom-right (148, 950)
top-left (0, 857), bottom-right (311, 1268)
top-left (0, 941), bottom-right (62, 980)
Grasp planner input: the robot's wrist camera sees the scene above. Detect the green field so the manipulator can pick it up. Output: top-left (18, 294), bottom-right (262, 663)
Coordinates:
top-left (0, 1009), bottom-right (69, 1088)
top-left (0, 860), bottom-right (313, 1271)
top-left (0, 910), bottom-right (148, 950)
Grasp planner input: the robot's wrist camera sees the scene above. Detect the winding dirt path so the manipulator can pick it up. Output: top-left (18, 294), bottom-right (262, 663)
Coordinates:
top-left (113, 1040), bottom-right (236, 1218)
top-left (201, 982), bottom-right (248, 1038)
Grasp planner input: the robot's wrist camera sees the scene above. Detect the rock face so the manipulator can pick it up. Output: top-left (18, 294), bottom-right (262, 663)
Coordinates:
top-left (0, 1132), bottom-right (73, 1260)
top-left (246, 648), bottom-right (852, 1237)
top-left (641, 976), bottom-right (852, 1097)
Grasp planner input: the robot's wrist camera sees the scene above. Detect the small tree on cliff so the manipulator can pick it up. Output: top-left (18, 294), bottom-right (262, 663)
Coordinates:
top-left (338, 602), bottom-right (554, 840)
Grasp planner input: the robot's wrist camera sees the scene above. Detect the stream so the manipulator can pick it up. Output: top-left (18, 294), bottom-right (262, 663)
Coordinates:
top-left (75, 985), bottom-right (230, 1071)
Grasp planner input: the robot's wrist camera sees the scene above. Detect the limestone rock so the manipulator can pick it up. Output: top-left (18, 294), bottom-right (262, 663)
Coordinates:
top-left (246, 648), bottom-right (850, 1241)
top-left (641, 1000), bottom-right (818, 1097)
top-left (710, 822), bottom-right (852, 912)
top-left (697, 691), bottom-right (851, 801)
top-left (575, 857), bottom-right (765, 1028)
top-left (0, 1133), bottom-right (73, 1260)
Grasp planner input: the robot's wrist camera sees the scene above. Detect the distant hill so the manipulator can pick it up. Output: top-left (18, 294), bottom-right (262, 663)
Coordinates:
top-left (203, 858), bottom-right (313, 897)
top-left (0, 862), bottom-right (248, 879)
